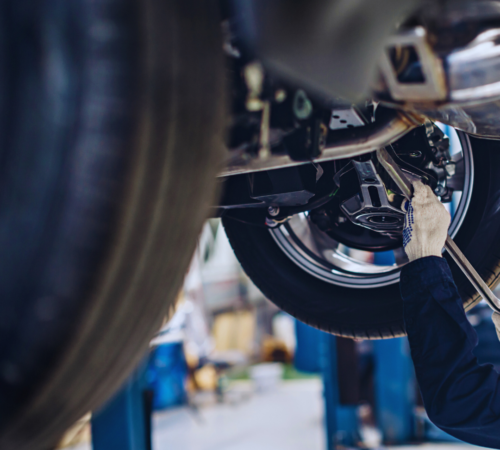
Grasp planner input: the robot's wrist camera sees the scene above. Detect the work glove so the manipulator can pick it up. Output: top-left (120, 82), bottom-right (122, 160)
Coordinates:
top-left (402, 181), bottom-right (451, 262)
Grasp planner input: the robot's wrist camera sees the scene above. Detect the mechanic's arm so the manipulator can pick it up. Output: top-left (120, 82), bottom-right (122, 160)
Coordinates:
top-left (401, 182), bottom-right (500, 449)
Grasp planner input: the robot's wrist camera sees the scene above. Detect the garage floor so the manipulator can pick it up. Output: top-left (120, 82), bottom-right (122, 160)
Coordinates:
top-left (64, 379), bottom-right (485, 450)
top-left (154, 379), bottom-right (324, 450)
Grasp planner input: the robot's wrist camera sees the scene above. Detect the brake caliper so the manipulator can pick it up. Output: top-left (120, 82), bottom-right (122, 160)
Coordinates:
top-left (340, 160), bottom-right (405, 236)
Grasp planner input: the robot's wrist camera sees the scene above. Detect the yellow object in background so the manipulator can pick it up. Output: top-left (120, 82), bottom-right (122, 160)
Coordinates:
top-left (212, 311), bottom-right (256, 355)
top-left (261, 337), bottom-right (292, 363)
top-left (193, 364), bottom-right (219, 391)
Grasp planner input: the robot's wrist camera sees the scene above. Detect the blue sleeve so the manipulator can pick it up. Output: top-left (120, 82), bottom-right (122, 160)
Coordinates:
top-left (400, 256), bottom-right (500, 448)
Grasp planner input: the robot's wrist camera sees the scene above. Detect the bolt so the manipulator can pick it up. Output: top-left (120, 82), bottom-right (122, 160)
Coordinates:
top-left (434, 185), bottom-right (446, 196)
top-left (244, 62), bottom-right (265, 111)
top-left (268, 206), bottom-right (280, 217)
top-left (244, 62), bottom-right (264, 94)
top-left (265, 217), bottom-right (279, 228)
top-left (246, 98), bottom-right (264, 111)
top-left (259, 101), bottom-right (271, 160)
top-left (275, 89), bottom-right (287, 103)
top-left (445, 161), bottom-right (456, 177)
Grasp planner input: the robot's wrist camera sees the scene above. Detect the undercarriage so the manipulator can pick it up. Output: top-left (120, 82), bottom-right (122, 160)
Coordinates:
top-left (10, 1), bottom-right (500, 447)
top-left (217, 1), bottom-right (486, 248)
top-left (217, 1), bottom-right (499, 329)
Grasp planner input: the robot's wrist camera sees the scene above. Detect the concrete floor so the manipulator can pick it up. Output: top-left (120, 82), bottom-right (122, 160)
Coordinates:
top-left (153, 379), bottom-right (324, 450)
top-left (64, 379), bottom-right (485, 450)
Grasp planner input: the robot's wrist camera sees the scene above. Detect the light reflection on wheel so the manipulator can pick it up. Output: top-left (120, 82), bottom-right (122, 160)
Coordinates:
top-left (270, 127), bottom-right (473, 289)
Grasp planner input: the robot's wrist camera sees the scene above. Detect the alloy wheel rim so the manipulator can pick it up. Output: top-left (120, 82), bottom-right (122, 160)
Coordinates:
top-left (270, 128), bottom-right (474, 289)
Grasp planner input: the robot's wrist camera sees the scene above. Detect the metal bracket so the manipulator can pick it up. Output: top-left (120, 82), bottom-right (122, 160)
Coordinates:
top-left (379, 27), bottom-right (447, 102)
top-left (329, 108), bottom-right (365, 130)
top-left (341, 160), bottom-right (404, 232)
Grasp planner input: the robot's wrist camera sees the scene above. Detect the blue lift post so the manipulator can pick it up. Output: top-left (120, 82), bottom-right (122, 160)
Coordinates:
top-left (321, 333), bottom-right (339, 450)
top-left (296, 320), bottom-right (360, 449)
top-left (320, 333), bottom-right (359, 449)
top-left (91, 358), bottom-right (152, 450)
top-left (371, 252), bottom-right (416, 444)
top-left (373, 337), bottom-right (415, 444)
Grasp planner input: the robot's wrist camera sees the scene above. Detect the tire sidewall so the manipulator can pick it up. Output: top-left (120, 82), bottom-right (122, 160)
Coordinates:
top-left (224, 136), bottom-right (500, 338)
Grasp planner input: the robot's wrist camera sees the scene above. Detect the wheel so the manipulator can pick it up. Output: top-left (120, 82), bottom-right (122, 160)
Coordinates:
top-left (0, 0), bottom-right (225, 449)
top-left (223, 133), bottom-right (500, 339)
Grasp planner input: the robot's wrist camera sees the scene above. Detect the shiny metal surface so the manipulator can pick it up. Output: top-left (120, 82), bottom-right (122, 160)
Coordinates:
top-left (329, 107), bottom-right (365, 130)
top-left (270, 128), bottom-right (473, 289)
top-left (418, 26), bottom-right (500, 138)
top-left (379, 26), bottom-right (500, 105)
top-left (376, 17), bottom-right (500, 138)
top-left (271, 213), bottom-right (403, 288)
top-left (219, 110), bottom-right (421, 177)
top-left (415, 100), bottom-right (500, 139)
top-left (376, 148), bottom-right (413, 197)
top-left (448, 28), bottom-right (500, 102)
top-left (377, 146), bottom-right (500, 312)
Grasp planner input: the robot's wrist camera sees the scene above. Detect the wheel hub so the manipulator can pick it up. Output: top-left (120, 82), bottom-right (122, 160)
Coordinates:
top-left (270, 125), bottom-right (473, 288)
top-left (339, 159), bottom-right (405, 235)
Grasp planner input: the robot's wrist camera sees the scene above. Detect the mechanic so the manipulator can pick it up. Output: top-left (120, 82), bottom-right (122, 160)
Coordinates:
top-left (401, 180), bottom-right (500, 448)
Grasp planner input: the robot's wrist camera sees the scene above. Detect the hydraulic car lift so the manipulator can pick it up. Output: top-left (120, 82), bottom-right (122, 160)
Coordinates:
top-left (90, 149), bottom-right (499, 450)
top-left (91, 359), bottom-right (153, 450)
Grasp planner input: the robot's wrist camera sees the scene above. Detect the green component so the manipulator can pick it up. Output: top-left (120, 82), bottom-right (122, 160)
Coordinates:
top-left (293, 90), bottom-right (313, 120)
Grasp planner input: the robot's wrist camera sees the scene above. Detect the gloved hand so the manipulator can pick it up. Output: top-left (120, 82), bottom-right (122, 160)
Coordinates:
top-left (402, 180), bottom-right (451, 262)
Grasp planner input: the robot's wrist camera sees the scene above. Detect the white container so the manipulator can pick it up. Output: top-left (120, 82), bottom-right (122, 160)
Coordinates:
top-left (249, 363), bottom-right (284, 392)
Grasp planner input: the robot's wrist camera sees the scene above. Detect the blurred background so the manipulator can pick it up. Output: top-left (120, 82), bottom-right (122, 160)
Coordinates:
top-left (8, 2), bottom-right (500, 449)
top-left (58, 219), bottom-right (500, 450)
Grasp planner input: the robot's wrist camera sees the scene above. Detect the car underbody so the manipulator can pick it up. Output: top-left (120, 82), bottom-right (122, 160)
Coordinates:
top-left (216, 1), bottom-right (498, 248)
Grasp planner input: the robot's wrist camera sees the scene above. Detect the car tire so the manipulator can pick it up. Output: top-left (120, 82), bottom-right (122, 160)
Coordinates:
top-left (0, 0), bottom-right (225, 448)
top-left (223, 136), bottom-right (500, 339)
